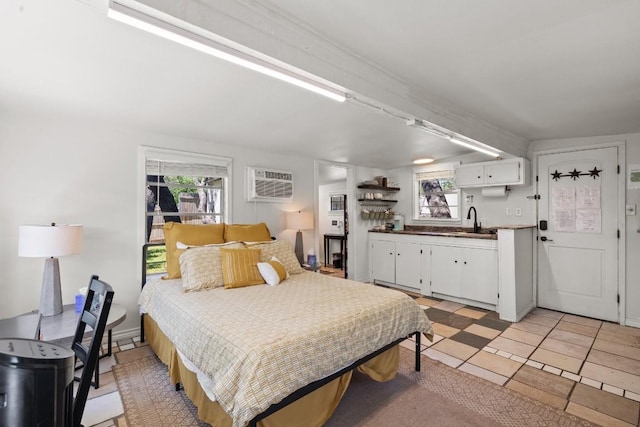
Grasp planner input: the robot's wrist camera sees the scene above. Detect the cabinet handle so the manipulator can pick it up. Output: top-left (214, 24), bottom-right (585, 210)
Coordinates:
top-left (488, 175), bottom-right (492, 178)
top-left (477, 176), bottom-right (481, 179)
top-left (464, 261), bottom-right (467, 264)
top-left (454, 260), bottom-right (458, 263)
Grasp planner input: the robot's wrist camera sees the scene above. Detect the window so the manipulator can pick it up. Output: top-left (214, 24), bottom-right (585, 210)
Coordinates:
top-left (329, 194), bottom-right (345, 213)
top-left (413, 164), bottom-right (460, 221)
top-left (142, 147), bottom-right (231, 274)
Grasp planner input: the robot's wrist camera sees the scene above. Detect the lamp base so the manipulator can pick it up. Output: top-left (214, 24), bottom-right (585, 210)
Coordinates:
top-left (40, 257), bottom-right (63, 316)
top-left (294, 230), bottom-right (304, 266)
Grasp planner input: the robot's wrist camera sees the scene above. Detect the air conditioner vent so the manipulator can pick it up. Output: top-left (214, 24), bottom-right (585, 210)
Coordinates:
top-left (247, 167), bottom-right (294, 202)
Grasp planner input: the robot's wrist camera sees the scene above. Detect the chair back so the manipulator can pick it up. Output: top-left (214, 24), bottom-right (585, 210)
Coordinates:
top-left (71, 275), bottom-right (114, 427)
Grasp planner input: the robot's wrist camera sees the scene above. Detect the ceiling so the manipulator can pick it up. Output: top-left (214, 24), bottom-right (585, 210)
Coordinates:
top-left (1, 0), bottom-right (638, 169)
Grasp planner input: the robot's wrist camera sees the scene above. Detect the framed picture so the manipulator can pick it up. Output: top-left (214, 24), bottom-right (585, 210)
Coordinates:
top-left (629, 165), bottom-right (640, 189)
top-left (329, 194), bottom-right (345, 215)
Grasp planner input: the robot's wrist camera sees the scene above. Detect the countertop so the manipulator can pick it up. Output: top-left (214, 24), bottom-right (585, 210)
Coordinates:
top-left (369, 224), bottom-right (536, 240)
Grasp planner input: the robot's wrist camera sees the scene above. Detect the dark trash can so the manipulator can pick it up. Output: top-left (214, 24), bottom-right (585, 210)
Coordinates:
top-left (0, 338), bottom-right (75, 427)
top-left (332, 252), bottom-right (343, 269)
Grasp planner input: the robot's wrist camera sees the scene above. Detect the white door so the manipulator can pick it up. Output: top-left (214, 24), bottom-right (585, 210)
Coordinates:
top-left (430, 245), bottom-right (462, 297)
top-left (461, 248), bottom-right (498, 305)
top-left (370, 240), bottom-right (395, 283)
top-left (455, 165), bottom-right (485, 187)
top-left (485, 160), bottom-right (521, 185)
top-left (395, 242), bottom-right (422, 289)
top-left (537, 146), bottom-right (619, 321)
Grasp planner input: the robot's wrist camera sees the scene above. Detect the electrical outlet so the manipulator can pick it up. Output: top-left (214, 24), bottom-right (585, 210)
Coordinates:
top-left (626, 204), bottom-right (636, 216)
top-left (515, 207), bottom-right (522, 217)
top-left (506, 207), bottom-right (512, 216)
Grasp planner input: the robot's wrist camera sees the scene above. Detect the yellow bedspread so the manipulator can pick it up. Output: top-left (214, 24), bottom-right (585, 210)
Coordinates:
top-left (139, 272), bottom-right (432, 427)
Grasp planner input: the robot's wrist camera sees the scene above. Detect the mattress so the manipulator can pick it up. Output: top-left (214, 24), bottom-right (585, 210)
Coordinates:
top-left (139, 272), bottom-right (432, 427)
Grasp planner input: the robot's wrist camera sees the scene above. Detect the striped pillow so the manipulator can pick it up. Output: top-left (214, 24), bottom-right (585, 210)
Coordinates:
top-left (179, 242), bottom-right (244, 292)
top-left (220, 248), bottom-right (265, 289)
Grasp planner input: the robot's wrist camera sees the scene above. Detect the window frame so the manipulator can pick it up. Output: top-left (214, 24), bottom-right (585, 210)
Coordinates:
top-left (412, 162), bottom-right (461, 223)
top-left (139, 146), bottom-right (233, 249)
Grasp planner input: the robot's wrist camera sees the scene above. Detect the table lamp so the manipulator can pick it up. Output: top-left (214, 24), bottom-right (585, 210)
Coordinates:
top-left (286, 211), bottom-right (313, 265)
top-left (18, 223), bottom-right (83, 316)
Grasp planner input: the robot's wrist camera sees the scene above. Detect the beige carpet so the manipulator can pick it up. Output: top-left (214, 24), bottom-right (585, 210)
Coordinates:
top-left (113, 348), bottom-right (596, 426)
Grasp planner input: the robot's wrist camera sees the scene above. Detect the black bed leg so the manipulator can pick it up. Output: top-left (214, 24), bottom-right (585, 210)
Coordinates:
top-left (140, 314), bottom-right (145, 343)
top-left (414, 332), bottom-right (421, 371)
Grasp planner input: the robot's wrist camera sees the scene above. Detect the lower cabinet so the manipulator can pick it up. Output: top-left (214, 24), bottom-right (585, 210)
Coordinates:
top-left (430, 245), bottom-right (498, 305)
top-left (370, 239), bottom-right (396, 284)
top-left (369, 232), bottom-right (498, 307)
top-left (369, 238), bottom-right (426, 292)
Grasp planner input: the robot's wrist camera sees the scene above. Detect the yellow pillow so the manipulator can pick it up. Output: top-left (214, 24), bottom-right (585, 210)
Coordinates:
top-left (257, 256), bottom-right (288, 286)
top-left (245, 240), bottom-right (304, 274)
top-left (162, 222), bottom-right (225, 279)
top-left (224, 223), bottom-right (271, 243)
top-left (179, 242), bottom-right (244, 291)
top-left (220, 248), bottom-right (264, 289)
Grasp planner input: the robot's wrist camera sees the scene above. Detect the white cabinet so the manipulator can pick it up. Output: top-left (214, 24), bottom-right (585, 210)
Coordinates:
top-left (395, 241), bottom-right (423, 289)
top-left (369, 232), bottom-right (498, 308)
top-left (430, 245), bottom-right (462, 297)
top-left (461, 248), bottom-right (498, 304)
top-left (369, 236), bottom-right (426, 292)
top-left (370, 239), bottom-right (395, 284)
top-left (430, 245), bottom-right (498, 304)
top-left (455, 157), bottom-right (530, 188)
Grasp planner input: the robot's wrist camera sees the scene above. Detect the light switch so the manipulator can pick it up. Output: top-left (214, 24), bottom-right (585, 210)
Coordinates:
top-left (626, 205), bottom-right (636, 216)
top-left (515, 208), bottom-right (522, 217)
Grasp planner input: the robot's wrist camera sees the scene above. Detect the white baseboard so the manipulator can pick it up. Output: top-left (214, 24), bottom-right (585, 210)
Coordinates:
top-left (624, 318), bottom-right (640, 328)
top-left (110, 327), bottom-right (141, 343)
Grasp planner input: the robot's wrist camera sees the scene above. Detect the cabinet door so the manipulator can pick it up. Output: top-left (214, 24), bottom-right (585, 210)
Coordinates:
top-left (455, 165), bottom-right (484, 187)
top-left (485, 160), bottom-right (520, 185)
top-left (430, 245), bottom-right (462, 297)
top-left (395, 242), bottom-right (422, 289)
top-left (461, 248), bottom-right (498, 304)
top-left (420, 244), bottom-right (431, 296)
top-left (370, 240), bottom-right (395, 283)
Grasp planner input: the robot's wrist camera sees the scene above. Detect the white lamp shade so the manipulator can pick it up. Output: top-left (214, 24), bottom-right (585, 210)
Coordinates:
top-left (286, 211), bottom-right (313, 231)
top-left (18, 224), bottom-right (83, 257)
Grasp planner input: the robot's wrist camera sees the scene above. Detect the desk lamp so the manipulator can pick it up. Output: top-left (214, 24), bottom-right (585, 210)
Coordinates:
top-left (18, 223), bottom-right (83, 316)
top-left (286, 211), bottom-right (313, 265)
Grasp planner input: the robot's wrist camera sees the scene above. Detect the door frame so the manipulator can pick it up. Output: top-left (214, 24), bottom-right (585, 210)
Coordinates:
top-left (313, 160), bottom-right (356, 277)
top-left (532, 141), bottom-right (626, 324)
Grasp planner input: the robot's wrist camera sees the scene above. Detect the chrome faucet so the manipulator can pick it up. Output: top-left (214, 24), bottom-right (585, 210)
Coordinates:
top-left (467, 206), bottom-right (481, 233)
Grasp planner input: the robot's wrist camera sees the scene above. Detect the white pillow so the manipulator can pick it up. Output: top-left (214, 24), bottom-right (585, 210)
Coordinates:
top-left (257, 256), bottom-right (289, 286)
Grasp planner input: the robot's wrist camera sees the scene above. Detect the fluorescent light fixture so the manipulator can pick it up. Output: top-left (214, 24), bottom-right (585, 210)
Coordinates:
top-left (407, 118), bottom-right (500, 158)
top-left (107, 1), bottom-right (346, 103)
top-left (449, 137), bottom-right (500, 157)
top-left (406, 118), bottom-right (450, 139)
top-left (413, 158), bottom-right (434, 165)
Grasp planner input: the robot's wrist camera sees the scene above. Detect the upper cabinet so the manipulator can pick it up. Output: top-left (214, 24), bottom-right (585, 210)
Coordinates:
top-left (455, 157), bottom-right (530, 188)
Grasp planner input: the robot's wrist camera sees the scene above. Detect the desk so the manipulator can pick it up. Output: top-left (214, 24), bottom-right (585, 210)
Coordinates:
top-left (40, 303), bottom-right (126, 354)
top-left (323, 233), bottom-right (346, 269)
top-left (0, 312), bottom-right (41, 339)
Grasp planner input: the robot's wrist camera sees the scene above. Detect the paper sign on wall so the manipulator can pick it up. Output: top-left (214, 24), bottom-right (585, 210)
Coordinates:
top-left (552, 187), bottom-right (576, 232)
top-left (551, 186), bottom-right (601, 233)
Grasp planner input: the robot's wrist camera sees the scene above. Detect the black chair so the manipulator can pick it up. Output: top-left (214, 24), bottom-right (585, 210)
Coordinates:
top-left (70, 275), bottom-right (114, 427)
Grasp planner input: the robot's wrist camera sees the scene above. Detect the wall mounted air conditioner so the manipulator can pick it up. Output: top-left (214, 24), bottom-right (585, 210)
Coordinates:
top-left (247, 167), bottom-right (294, 202)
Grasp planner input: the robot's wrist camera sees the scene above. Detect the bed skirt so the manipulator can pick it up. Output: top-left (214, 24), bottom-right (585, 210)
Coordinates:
top-left (143, 315), bottom-right (399, 427)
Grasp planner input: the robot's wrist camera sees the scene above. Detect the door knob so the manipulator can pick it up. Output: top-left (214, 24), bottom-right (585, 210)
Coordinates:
top-left (540, 236), bottom-right (554, 242)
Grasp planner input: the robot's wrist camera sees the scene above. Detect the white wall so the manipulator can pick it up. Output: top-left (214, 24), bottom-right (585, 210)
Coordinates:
top-left (0, 110), bottom-right (315, 335)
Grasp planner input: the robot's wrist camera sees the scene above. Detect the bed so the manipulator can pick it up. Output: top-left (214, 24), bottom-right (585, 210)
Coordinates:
top-left (139, 222), bottom-right (433, 427)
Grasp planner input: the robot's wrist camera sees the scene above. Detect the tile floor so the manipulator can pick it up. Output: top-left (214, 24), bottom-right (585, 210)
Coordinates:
top-left (86, 300), bottom-right (640, 427)
top-left (401, 296), bottom-right (640, 426)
